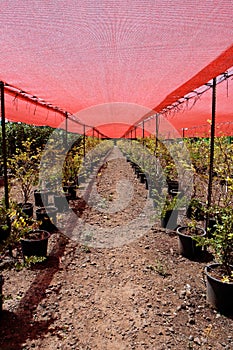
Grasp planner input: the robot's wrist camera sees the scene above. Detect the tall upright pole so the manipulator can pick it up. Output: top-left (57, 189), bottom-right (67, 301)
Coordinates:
top-left (142, 121), bottom-right (145, 146)
top-left (0, 81), bottom-right (9, 209)
top-left (155, 114), bottom-right (159, 151)
top-left (206, 77), bottom-right (217, 233)
top-left (83, 124), bottom-right (86, 158)
top-left (134, 126), bottom-right (137, 139)
top-left (65, 112), bottom-right (68, 147)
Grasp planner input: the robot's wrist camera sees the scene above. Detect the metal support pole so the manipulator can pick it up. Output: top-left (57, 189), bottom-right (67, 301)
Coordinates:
top-left (206, 77), bottom-right (216, 234)
top-left (182, 127), bottom-right (188, 139)
top-left (65, 112), bottom-right (68, 147)
top-left (83, 124), bottom-right (86, 158)
top-left (155, 114), bottom-right (159, 151)
top-left (0, 81), bottom-right (9, 209)
top-left (142, 121), bottom-right (145, 146)
top-left (134, 126), bottom-right (137, 139)
top-left (130, 130), bottom-right (132, 142)
top-left (92, 127), bottom-right (94, 138)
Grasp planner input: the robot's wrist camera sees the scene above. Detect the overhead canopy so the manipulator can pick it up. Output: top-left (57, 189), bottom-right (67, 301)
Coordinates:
top-left (0, 1), bottom-right (233, 138)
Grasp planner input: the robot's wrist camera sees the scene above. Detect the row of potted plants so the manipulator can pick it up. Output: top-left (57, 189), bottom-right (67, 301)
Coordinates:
top-left (119, 138), bottom-right (233, 315)
top-left (1, 136), bottom-right (115, 314)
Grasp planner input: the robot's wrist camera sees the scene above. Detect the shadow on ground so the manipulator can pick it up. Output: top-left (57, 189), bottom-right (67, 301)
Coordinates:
top-left (0, 233), bottom-right (69, 350)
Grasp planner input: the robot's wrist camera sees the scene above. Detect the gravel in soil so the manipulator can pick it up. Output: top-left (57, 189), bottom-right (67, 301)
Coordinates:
top-left (0, 147), bottom-right (233, 350)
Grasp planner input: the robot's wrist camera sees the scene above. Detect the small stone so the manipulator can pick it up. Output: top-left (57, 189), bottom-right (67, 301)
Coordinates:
top-left (179, 290), bottom-right (186, 298)
top-left (188, 318), bottom-right (195, 325)
top-left (168, 327), bottom-right (175, 333)
top-left (194, 337), bottom-right (201, 345)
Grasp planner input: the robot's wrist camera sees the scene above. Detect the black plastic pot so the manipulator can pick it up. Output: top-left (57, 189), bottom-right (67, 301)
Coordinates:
top-left (205, 263), bottom-right (233, 315)
top-left (0, 223), bottom-right (11, 243)
top-left (167, 180), bottom-right (179, 195)
top-left (0, 275), bottom-right (4, 315)
top-left (63, 185), bottom-right (77, 200)
top-left (161, 209), bottom-right (178, 230)
top-left (19, 202), bottom-right (33, 217)
top-left (54, 193), bottom-right (70, 212)
top-left (139, 172), bottom-right (146, 184)
top-left (177, 226), bottom-right (206, 258)
top-left (20, 230), bottom-right (50, 257)
top-left (170, 189), bottom-right (183, 198)
top-left (34, 189), bottom-right (49, 207)
top-left (135, 166), bottom-right (141, 178)
top-left (36, 206), bottom-right (58, 232)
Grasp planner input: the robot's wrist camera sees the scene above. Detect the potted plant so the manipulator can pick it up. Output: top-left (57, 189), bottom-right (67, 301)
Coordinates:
top-left (8, 205), bottom-right (50, 259)
top-left (34, 188), bottom-right (49, 208)
top-left (195, 206), bottom-right (233, 314)
top-left (177, 218), bottom-right (206, 259)
top-left (35, 205), bottom-right (58, 232)
top-left (153, 191), bottom-right (182, 231)
top-left (160, 197), bottom-right (179, 230)
top-left (8, 140), bottom-right (42, 216)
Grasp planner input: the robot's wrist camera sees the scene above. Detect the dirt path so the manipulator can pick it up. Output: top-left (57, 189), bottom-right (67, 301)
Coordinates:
top-left (0, 147), bottom-right (233, 350)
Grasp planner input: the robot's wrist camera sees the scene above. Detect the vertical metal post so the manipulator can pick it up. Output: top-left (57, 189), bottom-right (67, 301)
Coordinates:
top-left (182, 127), bottom-right (188, 139)
top-left (134, 126), bottom-right (137, 139)
top-left (92, 127), bottom-right (94, 138)
top-left (155, 114), bottom-right (159, 151)
top-left (83, 124), bottom-right (86, 158)
top-left (142, 121), bottom-right (145, 146)
top-left (206, 77), bottom-right (216, 234)
top-left (65, 112), bottom-right (68, 147)
top-left (0, 81), bottom-right (9, 209)
top-left (130, 130), bottom-right (132, 143)
top-left (182, 128), bottom-right (185, 138)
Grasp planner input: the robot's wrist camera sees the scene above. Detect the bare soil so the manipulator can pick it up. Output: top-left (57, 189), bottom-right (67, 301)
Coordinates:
top-left (0, 147), bottom-right (233, 350)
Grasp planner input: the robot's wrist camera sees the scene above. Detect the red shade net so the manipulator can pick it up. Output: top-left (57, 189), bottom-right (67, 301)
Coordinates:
top-left (0, 1), bottom-right (233, 138)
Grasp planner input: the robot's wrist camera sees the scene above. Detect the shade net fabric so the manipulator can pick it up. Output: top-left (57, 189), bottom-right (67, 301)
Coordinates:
top-left (0, 1), bottom-right (233, 138)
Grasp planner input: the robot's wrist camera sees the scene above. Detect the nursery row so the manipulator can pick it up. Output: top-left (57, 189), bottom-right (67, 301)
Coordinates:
top-left (0, 132), bottom-right (232, 316)
top-left (118, 138), bottom-right (233, 314)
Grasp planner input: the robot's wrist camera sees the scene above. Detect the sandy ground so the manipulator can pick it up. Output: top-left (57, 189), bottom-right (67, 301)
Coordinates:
top-left (0, 147), bottom-right (232, 350)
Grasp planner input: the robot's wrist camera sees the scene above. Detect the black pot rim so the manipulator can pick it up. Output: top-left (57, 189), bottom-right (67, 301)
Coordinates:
top-left (176, 226), bottom-right (206, 237)
top-left (21, 229), bottom-right (50, 242)
top-left (34, 189), bottom-right (48, 193)
top-left (19, 202), bottom-right (33, 208)
top-left (36, 206), bottom-right (58, 214)
top-left (205, 263), bottom-right (233, 285)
